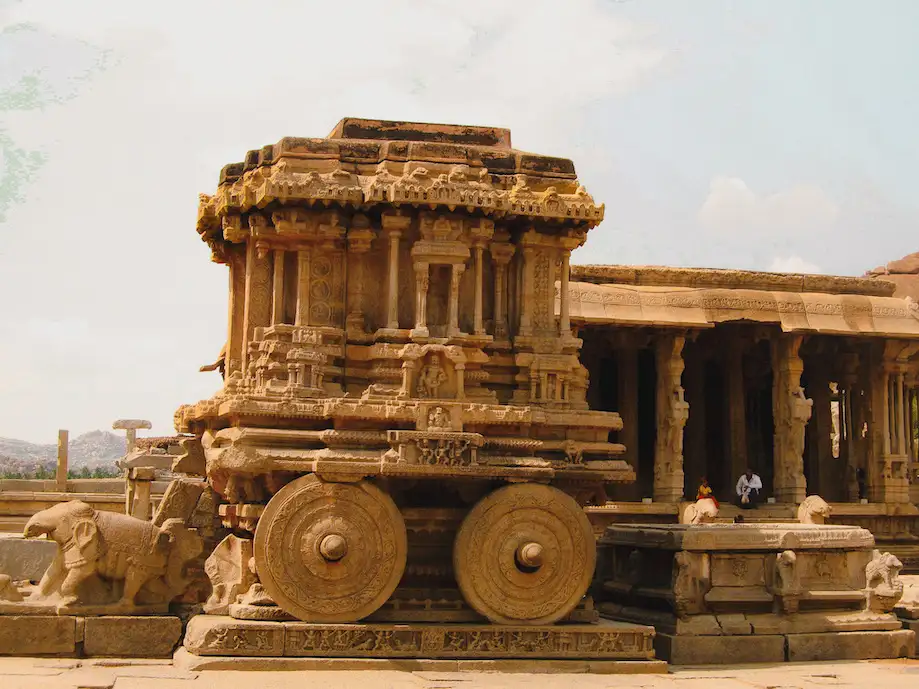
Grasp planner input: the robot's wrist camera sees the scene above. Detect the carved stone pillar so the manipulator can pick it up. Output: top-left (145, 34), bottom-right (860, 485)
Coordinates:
top-left (447, 264), bottom-right (465, 337)
top-left (896, 372), bottom-right (906, 456)
top-left (346, 217), bottom-right (375, 335)
top-left (519, 246), bottom-right (536, 337)
top-left (490, 239), bottom-right (515, 339)
top-left (772, 335), bottom-right (810, 504)
top-left (413, 263), bottom-right (430, 336)
top-left (653, 334), bottom-right (688, 503)
top-left (271, 249), bottom-right (285, 325)
top-left (381, 211), bottom-right (411, 331)
top-left (868, 341), bottom-right (919, 503)
top-left (468, 220), bottom-right (494, 336)
top-left (473, 245), bottom-right (485, 335)
top-left (295, 248), bottom-right (310, 327)
top-left (241, 240), bottom-right (272, 374)
top-left (386, 230), bottom-right (401, 329)
top-left (226, 246), bottom-right (246, 377)
top-left (559, 250), bottom-right (571, 336)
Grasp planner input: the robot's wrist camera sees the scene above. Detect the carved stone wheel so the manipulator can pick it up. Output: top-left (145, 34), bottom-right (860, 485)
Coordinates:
top-left (453, 483), bottom-right (596, 625)
top-left (253, 474), bottom-right (407, 623)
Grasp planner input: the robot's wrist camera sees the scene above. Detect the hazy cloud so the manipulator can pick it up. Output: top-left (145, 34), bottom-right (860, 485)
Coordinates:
top-left (768, 255), bottom-right (823, 274)
top-left (0, 0), bottom-right (666, 442)
top-left (698, 176), bottom-right (839, 238)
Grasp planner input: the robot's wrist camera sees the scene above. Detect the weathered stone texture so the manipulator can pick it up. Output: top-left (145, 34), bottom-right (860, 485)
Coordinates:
top-left (83, 616), bottom-right (182, 657)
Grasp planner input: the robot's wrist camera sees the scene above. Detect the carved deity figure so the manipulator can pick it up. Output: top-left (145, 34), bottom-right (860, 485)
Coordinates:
top-left (789, 386), bottom-right (814, 462)
top-left (668, 387), bottom-right (690, 456)
top-left (416, 355), bottom-right (448, 398)
top-left (427, 406), bottom-right (451, 430)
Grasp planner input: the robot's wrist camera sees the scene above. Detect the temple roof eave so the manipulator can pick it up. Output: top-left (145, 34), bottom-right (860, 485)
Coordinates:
top-left (561, 281), bottom-right (919, 340)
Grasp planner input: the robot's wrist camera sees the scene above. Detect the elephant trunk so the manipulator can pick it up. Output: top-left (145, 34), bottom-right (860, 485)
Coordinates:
top-left (23, 513), bottom-right (53, 539)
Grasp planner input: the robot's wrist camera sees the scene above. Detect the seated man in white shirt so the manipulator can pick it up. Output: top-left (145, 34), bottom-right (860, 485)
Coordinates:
top-left (735, 468), bottom-right (763, 509)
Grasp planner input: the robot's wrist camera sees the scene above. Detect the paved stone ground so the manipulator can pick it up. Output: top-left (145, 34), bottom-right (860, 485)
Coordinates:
top-left (2, 657), bottom-right (919, 689)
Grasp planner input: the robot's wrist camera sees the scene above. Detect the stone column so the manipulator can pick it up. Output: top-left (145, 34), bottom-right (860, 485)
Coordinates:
top-left (385, 230), bottom-right (402, 329)
top-left (653, 334), bottom-right (688, 503)
top-left (295, 248), bottom-right (310, 326)
top-left (226, 247), bottom-right (246, 377)
top-left (724, 340), bottom-right (748, 490)
top-left (519, 246), bottom-right (536, 337)
top-left (772, 335), bottom-right (811, 504)
top-left (896, 373), bottom-right (906, 456)
top-left (559, 250), bottom-right (571, 336)
top-left (617, 344), bottom-right (640, 501)
top-left (56, 429), bottom-right (68, 492)
top-left (447, 264), bottom-right (465, 337)
top-left (346, 223), bottom-right (375, 335)
top-left (413, 263), bottom-right (430, 336)
top-left (242, 241), bottom-right (272, 372)
top-left (490, 240), bottom-right (515, 339)
top-left (271, 249), bottom-right (285, 325)
top-left (473, 245), bottom-right (485, 335)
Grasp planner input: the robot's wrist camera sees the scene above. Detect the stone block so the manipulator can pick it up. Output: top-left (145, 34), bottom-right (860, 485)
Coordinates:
top-left (901, 618), bottom-right (919, 657)
top-left (717, 613), bottom-right (752, 635)
top-left (184, 615), bottom-right (656, 660)
top-left (786, 629), bottom-right (915, 662)
top-left (654, 632), bottom-right (785, 665)
top-left (152, 478), bottom-right (206, 526)
top-left (0, 615), bottom-right (76, 655)
top-left (0, 535), bottom-right (56, 582)
top-left (83, 616), bottom-right (183, 657)
top-left (174, 648), bottom-right (668, 674)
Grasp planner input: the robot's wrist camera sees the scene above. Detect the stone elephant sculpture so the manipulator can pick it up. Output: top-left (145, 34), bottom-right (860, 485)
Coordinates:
top-left (797, 495), bottom-right (831, 524)
top-left (680, 497), bottom-right (719, 525)
top-left (23, 500), bottom-right (202, 610)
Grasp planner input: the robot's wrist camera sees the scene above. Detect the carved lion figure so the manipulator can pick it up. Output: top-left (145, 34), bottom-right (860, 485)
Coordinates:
top-left (23, 500), bottom-right (202, 610)
top-left (797, 495), bottom-right (831, 524)
top-left (865, 550), bottom-right (904, 613)
top-left (680, 497), bottom-right (719, 525)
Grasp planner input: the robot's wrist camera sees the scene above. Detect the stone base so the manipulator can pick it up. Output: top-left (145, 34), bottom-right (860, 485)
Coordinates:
top-left (174, 648), bottom-right (667, 673)
top-left (901, 618), bottom-right (919, 657)
top-left (655, 629), bottom-right (914, 664)
top-left (655, 633), bottom-right (786, 665)
top-left (786, 629), bottom-right (914, 661)
top-left (0, 615), bottom-right (182, 657)
top-left (184, 615), bottom-right (657, 662)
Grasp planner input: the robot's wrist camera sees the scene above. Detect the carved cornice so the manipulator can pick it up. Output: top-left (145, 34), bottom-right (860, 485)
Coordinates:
top-left (571, 264), bottom-right (895, 298)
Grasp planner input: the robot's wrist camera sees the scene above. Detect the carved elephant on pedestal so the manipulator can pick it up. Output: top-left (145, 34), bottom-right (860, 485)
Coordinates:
top-left (681, 497), bottom-right (719, 525)
top-left (24, 500), bottom-right (202, 609)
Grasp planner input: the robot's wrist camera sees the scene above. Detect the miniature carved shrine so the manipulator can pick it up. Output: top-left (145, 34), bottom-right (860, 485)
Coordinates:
top-left (175, 118), bottom-right (656, 662)
top-left (595, 522), bottom-right (914, 663)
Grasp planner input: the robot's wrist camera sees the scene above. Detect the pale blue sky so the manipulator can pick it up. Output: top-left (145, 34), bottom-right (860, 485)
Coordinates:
top-left (0, 0), bottom-right (916, 441)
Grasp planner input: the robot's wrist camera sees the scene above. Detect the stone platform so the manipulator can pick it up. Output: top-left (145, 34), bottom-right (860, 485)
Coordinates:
top-left (655, 629), bottom-right (914, 664)
top-left (0, 615), bottom-right (182, 657)
top-left (596, 522), bottom-right (916, 663)
top-left (183, 615), bottom-right (659, 666)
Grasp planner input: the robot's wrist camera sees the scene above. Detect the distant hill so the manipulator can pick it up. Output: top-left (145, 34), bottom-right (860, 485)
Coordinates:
top-left (0, 430), bottom-right (125, 477)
